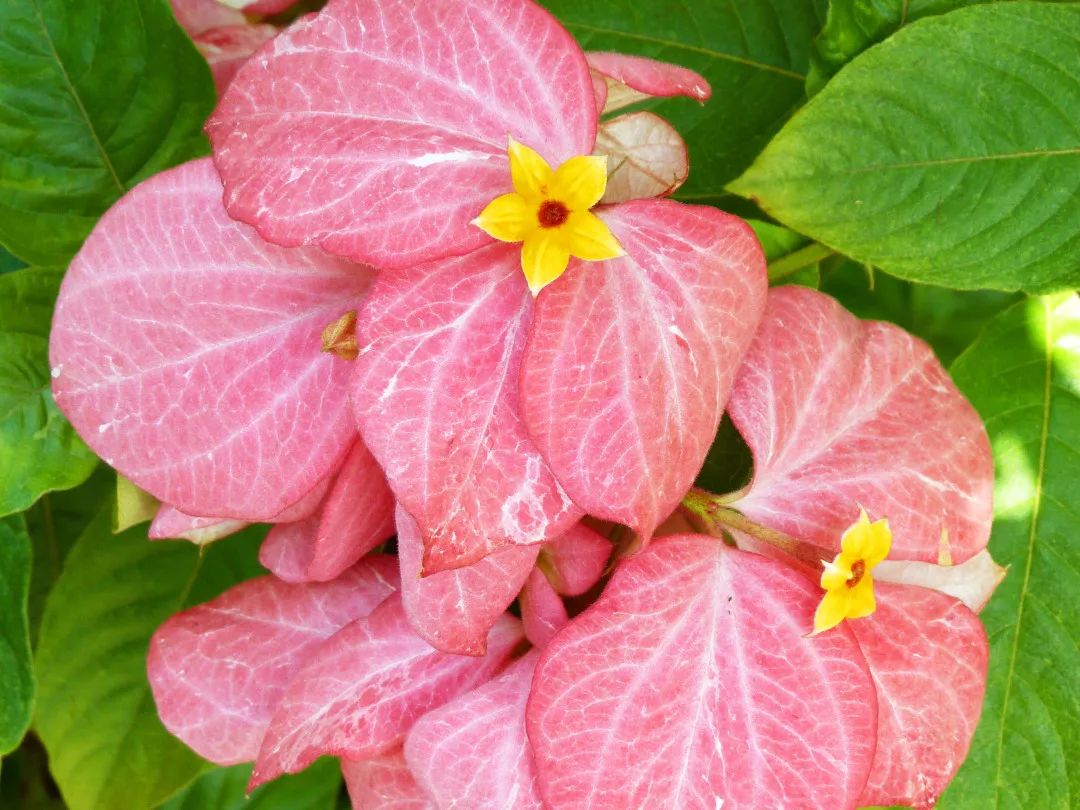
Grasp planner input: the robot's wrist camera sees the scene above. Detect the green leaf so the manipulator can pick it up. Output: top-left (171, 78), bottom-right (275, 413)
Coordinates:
top-left (729, 3), bottom-right (1080, 293)
top-left (0, 0), bottom-right (216, 265)
top-left (542, 0), bottom-right (827, 203)
top-left (819, 260), bottom-right (1020, 365)
top-left (34, 509), bottom-right (267, 810)
top-left (24, 467), bottom-right (114, 647)
top-left (0, 268), bottom-right (98, 517)
top-left (0, 515), bottom-right (34, 754)
top-left (159, 759), bottom-right (342, 810)
top-left (807, 0), bottom-right (980, 94)
top-left (944, 296), bottom-right (1080, 808)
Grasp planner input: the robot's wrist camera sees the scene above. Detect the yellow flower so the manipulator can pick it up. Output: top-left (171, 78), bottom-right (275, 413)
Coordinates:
top-left (473, 138), bottom-right (625, 296)
top-left (812, 509), bottom-right (892, 635)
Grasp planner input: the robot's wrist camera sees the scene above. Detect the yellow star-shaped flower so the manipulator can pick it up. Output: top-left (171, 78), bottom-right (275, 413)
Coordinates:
top-left (473, 138), bottom-right (625, 296)
top-left (812, 509), bottom-right (892, 635)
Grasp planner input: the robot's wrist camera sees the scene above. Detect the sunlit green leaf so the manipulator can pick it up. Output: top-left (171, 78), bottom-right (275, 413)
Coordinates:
top-left (944, 296), bottom-right (1080, 808)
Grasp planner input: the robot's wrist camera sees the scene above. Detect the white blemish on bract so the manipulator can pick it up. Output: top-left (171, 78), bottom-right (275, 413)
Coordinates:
top-left (406, 150), bottom-right (492, 168)
top-left (50, 364), bottom-right (63, 379)
top-left (284, 166), bottom-right (308, 184)
top-left (669, 324), bottom-right (697, 374)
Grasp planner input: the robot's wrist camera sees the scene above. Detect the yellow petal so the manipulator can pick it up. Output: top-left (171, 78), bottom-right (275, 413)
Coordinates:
top-left (846, 576), bottom-right (877, 619)
top-left (565, 211), bottom-right (624, 262)
top-left (521, 230), bottom-right (571, 296)
top-left (864, 518), bottom-right (892, 568)
top-left (550, 155), bottom-right (609, 210)
top-left (820, 558), bottom-right (852, 591)
top-left (840, 508), bottom-right (873, 558)
top-left (473, 193), bottom-right (536, 243)
top-left (812, 587), bottom-right (852, 635)
top-left (509, 138), bottom-right (553, 201)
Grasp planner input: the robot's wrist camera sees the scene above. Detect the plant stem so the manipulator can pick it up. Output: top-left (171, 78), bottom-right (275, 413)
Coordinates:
top-left (682, 488), bottom-right (825, 567)
top-left (767, 243), bottom-right (835, 282)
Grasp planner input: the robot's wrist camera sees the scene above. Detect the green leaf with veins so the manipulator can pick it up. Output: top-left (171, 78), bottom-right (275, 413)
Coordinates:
top-left (0, 268), bottom-right (98, 517)
top-left (0, 0), bottom-right (216, 265)
top-left (943, 296), bottom-right (1080, 808)
top-left (542, 0), bottom-right (828, 204)
top-left (34, 509), bottom-right (267, 810)
top-left (729, 3), bottom-right (1080, 293)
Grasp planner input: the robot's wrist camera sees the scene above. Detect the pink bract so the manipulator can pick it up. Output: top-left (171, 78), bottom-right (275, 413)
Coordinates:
top-left (726, 286), bottom-right (994, 564)
top-left (208, 0), bottom-right (596, 269)
top-left (406, 652), bottom-right (543, 809)
top-left (352, 244), bottom-right (581, 571)
top-left (521, 201), bottom-right (766, 544)
top-left (251, 594), bottom-right (522, 787)
top-left (586, 51), bottom-right (711, 105)
top-left (49, 159), bottom-right (372, 520)
top-left (259, 439), bottom-right (395, 582)
top-left (396, 506), bottom-right (538, 656)
top-left (147, 556), bottom-right (398, 764)
top-left (519, 568), bottom-right (569, 648)
top-left (852, 583), bottom-right (988, 808)
top-left (537, 522), bottom-right (611, 597)
top-left (527, 534), bottom-right (877, 809)
top-left (342, 749), bottom-right (433, 810)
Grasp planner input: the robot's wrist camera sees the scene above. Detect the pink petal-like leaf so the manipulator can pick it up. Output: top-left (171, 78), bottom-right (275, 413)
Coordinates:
top-left (406, 652), bottom-right (543, 809)
top-left (596, 111), bottom-right (688, 204)
top-left (876, 549), bottom-right (1006, 613)
top-left (353, 243), bottom-right (581, 572)
top-left (726, 287), bottom-right (994, 564)
top-left (196, 24), bottom-right (279, 95)
top-left (521, 201), bottom-right (766, 544)
top-left (50, 159), bottom-right (373, 520)
top-left (852, 583), bottom-right (988, 808)
top-left (342, 749), bottom-right (434, 810)
top-left (149, 504), bottom-right (249, 545)
top-left (147, 556), bottom-right (398, 764)
top-left (538, 523), bottom-right (611, 597)
top-left (586, 51), bottom-right (710, 115)
top-left (260, 440), bottom-right (396, 582)
top-left (170, 0), bottom-right (245, 36)
top-left (252, 594), bottom-right (523, 787)
top-left (208, 0), bottom-right (596, 269)
top-left (519, 568), bottom-right (568, 648)
top-left (527, 535), bottom-right (877, 809)
top-left (397, 506), bottom-right (538, 656)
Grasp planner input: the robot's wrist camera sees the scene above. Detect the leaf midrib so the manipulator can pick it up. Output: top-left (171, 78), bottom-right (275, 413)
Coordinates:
top-left (991, 297), bottom-right (1053, 805)
top-left (30, 0), bottom-right (124, 194)
top-left (563, 21), bottom-right (806, 82)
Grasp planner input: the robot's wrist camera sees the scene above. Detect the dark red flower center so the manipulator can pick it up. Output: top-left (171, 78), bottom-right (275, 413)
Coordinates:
top-left (537, 200), bottom-right (570, 228)
top-left (847, 559), bottom-right (866, 588)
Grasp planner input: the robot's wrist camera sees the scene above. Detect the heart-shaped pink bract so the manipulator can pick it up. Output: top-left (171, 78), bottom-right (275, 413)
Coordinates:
top-left (352, 244), bottom-right (581, 571)
top-left (406, 652), bottom-right (543, 809)
top-left (527, 534), bottom-right (877, 809)
top-left (521, 200), bottom-right (766, 544)
top-left (726, 286), bottom-right (993, 564)
top-left (208, 0), bottom-right (596, 270)
top-left (50, 158), bottom-right (373, 520)
top-left (147, 556), bottom-right (398, 764)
